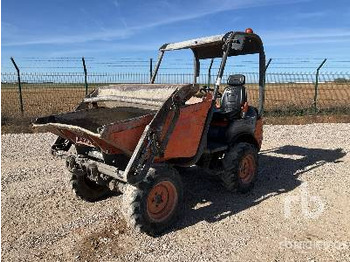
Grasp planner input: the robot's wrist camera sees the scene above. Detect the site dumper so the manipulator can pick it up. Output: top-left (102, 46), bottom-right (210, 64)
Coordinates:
top-left (33, 29), bottom-right (266, 235)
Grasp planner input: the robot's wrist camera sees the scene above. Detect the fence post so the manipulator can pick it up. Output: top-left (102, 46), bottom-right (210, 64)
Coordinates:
top-left (10, 57), bottom-right (24, 115)
top-left (149, 58), bottom-right (153, 82)
top-left (82, 57), bottom-right (88, 95)
top-left (313, 59), bottom-right (327, 112)
top-left (264, 58), bottom-right (272, 87)
top-left (207, 58), bottom-right (214, 87)
top-left (265, 58), bottom-right (272, 73)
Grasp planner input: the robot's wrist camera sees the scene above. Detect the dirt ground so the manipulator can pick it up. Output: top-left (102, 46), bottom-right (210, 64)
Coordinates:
top-left (1, 124), bottom-right (350, 261)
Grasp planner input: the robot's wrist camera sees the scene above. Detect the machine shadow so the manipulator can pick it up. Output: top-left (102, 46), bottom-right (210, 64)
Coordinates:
top-left (170, 145), bottom-right (346, 233)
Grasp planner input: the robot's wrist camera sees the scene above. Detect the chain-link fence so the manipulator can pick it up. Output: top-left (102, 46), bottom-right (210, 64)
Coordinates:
top-left (1, 71), bottom-right (350, 119)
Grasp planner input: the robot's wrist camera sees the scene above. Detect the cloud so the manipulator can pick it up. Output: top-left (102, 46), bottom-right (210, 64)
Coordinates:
top-left (130, 0), bottom-right (309, 30)
top-left (49, 43), bottom-right (159, 56)
top-left (2, 28), bottom-right (132, 47)
top-left (263, 29), bottom-right (350, 46)
top-left (294, 11), bottom-right (326, 19)
top-left (3, 0), bottom-right (308, 47)
top-left (113, 0), bottom-right (119, 8)
top-left (274, 10), bottom-right (327, 22)
top-left (2, 22), bottom-right (19, 34)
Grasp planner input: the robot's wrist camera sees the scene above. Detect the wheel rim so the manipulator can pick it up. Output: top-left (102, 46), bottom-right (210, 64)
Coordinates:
top-left (146, 181), bottom-right (178, 223)
top-left (238, 154), bottom-right (256, 184)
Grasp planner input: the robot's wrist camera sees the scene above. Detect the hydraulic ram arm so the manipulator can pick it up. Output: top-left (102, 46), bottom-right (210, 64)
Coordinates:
top-left (125, 91), bottom-right (182, 185)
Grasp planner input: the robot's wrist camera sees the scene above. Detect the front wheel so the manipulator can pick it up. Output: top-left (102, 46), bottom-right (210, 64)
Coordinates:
top-left (221, 142), bottom-right (258, 193)
top-left (122, 165), bottom-right (183, 236)
top-left (70, 170), bottom-right (112, 202)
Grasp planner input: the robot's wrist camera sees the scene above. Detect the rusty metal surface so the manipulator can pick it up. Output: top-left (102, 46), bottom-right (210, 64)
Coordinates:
top-left (34, 107), bottom-right (154, 132)
top-left (161, 34), bottom-right (224, 51)
top-left (33, 112), bottom-right (155, 156)
top-left (160, 31), bottom-right (264, 59)
top-left (33, 83), bottom-right (201, 184)
top-left (157, 93), bottom-right (212, 161)
top-left (86, 84), bottom-right (197, 109)
top-left (122, 84), bottom-right (201, 184)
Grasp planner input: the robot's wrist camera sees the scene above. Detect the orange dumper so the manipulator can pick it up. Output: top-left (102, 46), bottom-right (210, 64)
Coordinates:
top-left (34, 29), bottom-right (266, 235)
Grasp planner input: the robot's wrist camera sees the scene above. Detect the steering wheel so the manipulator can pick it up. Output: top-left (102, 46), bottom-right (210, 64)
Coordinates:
top-left (200, 85), bottom-right (213, 94)
top-left (200, 86), bottom-right (222, 98)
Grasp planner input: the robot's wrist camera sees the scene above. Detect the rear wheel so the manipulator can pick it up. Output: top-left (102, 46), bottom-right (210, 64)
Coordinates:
top-left (70, 170), bottom-right (112, 202)
top-left (221, 142), bottom-right (258, 193)
top-left (122, 165), bottom-right (183, 236)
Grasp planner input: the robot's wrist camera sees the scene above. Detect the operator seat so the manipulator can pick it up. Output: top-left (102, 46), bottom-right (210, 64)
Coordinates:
top-left (209, 75), bottom-right (248, 143)
top-left (219, 74), bottom-right (247, 119)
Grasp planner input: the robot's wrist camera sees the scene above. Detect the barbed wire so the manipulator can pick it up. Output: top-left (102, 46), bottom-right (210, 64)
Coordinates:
top-left (2, 57), bottom-right (350, 74)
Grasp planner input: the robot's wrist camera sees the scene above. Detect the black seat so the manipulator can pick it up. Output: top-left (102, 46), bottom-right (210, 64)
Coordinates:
top-left (219, 74), bottom-right (247, 119)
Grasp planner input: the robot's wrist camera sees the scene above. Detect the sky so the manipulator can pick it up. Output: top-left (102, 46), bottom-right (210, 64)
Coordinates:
top-left (1, 0), bottom-right (350, 73)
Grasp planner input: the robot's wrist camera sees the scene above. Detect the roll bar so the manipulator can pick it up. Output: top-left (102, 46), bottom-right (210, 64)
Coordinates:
top-left (150, 31), bottom-right (266, 116)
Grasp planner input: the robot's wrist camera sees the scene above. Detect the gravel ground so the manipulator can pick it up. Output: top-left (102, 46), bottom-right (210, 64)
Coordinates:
top-left (2, 123), bottom-right (350, 261)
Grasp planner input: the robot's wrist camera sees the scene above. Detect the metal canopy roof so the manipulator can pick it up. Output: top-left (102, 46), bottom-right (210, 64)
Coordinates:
top-left (160, 31), bottom-right (263, 59)
top-left (161, 34), bottom-right (225, 51)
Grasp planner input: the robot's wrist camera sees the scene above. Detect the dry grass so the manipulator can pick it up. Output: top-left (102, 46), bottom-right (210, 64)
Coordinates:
top-left (243, 83), bottom-right (350, 110)
top-left (1, 82), bottom-right (349, 133)
top-left (1, 86), bottom-right (87, 118)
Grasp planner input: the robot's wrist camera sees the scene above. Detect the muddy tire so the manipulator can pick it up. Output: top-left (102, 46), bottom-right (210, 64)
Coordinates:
top-left (221, 142), bottom-right (258, 193)
top-left (122, 165), bottom-right (183, 236)
top-left (70, 171), bottom-right (112, 202)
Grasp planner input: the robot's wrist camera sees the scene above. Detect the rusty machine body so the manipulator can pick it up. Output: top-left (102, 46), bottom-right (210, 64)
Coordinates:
top-left (33, 29), bottom-right (266, 235)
